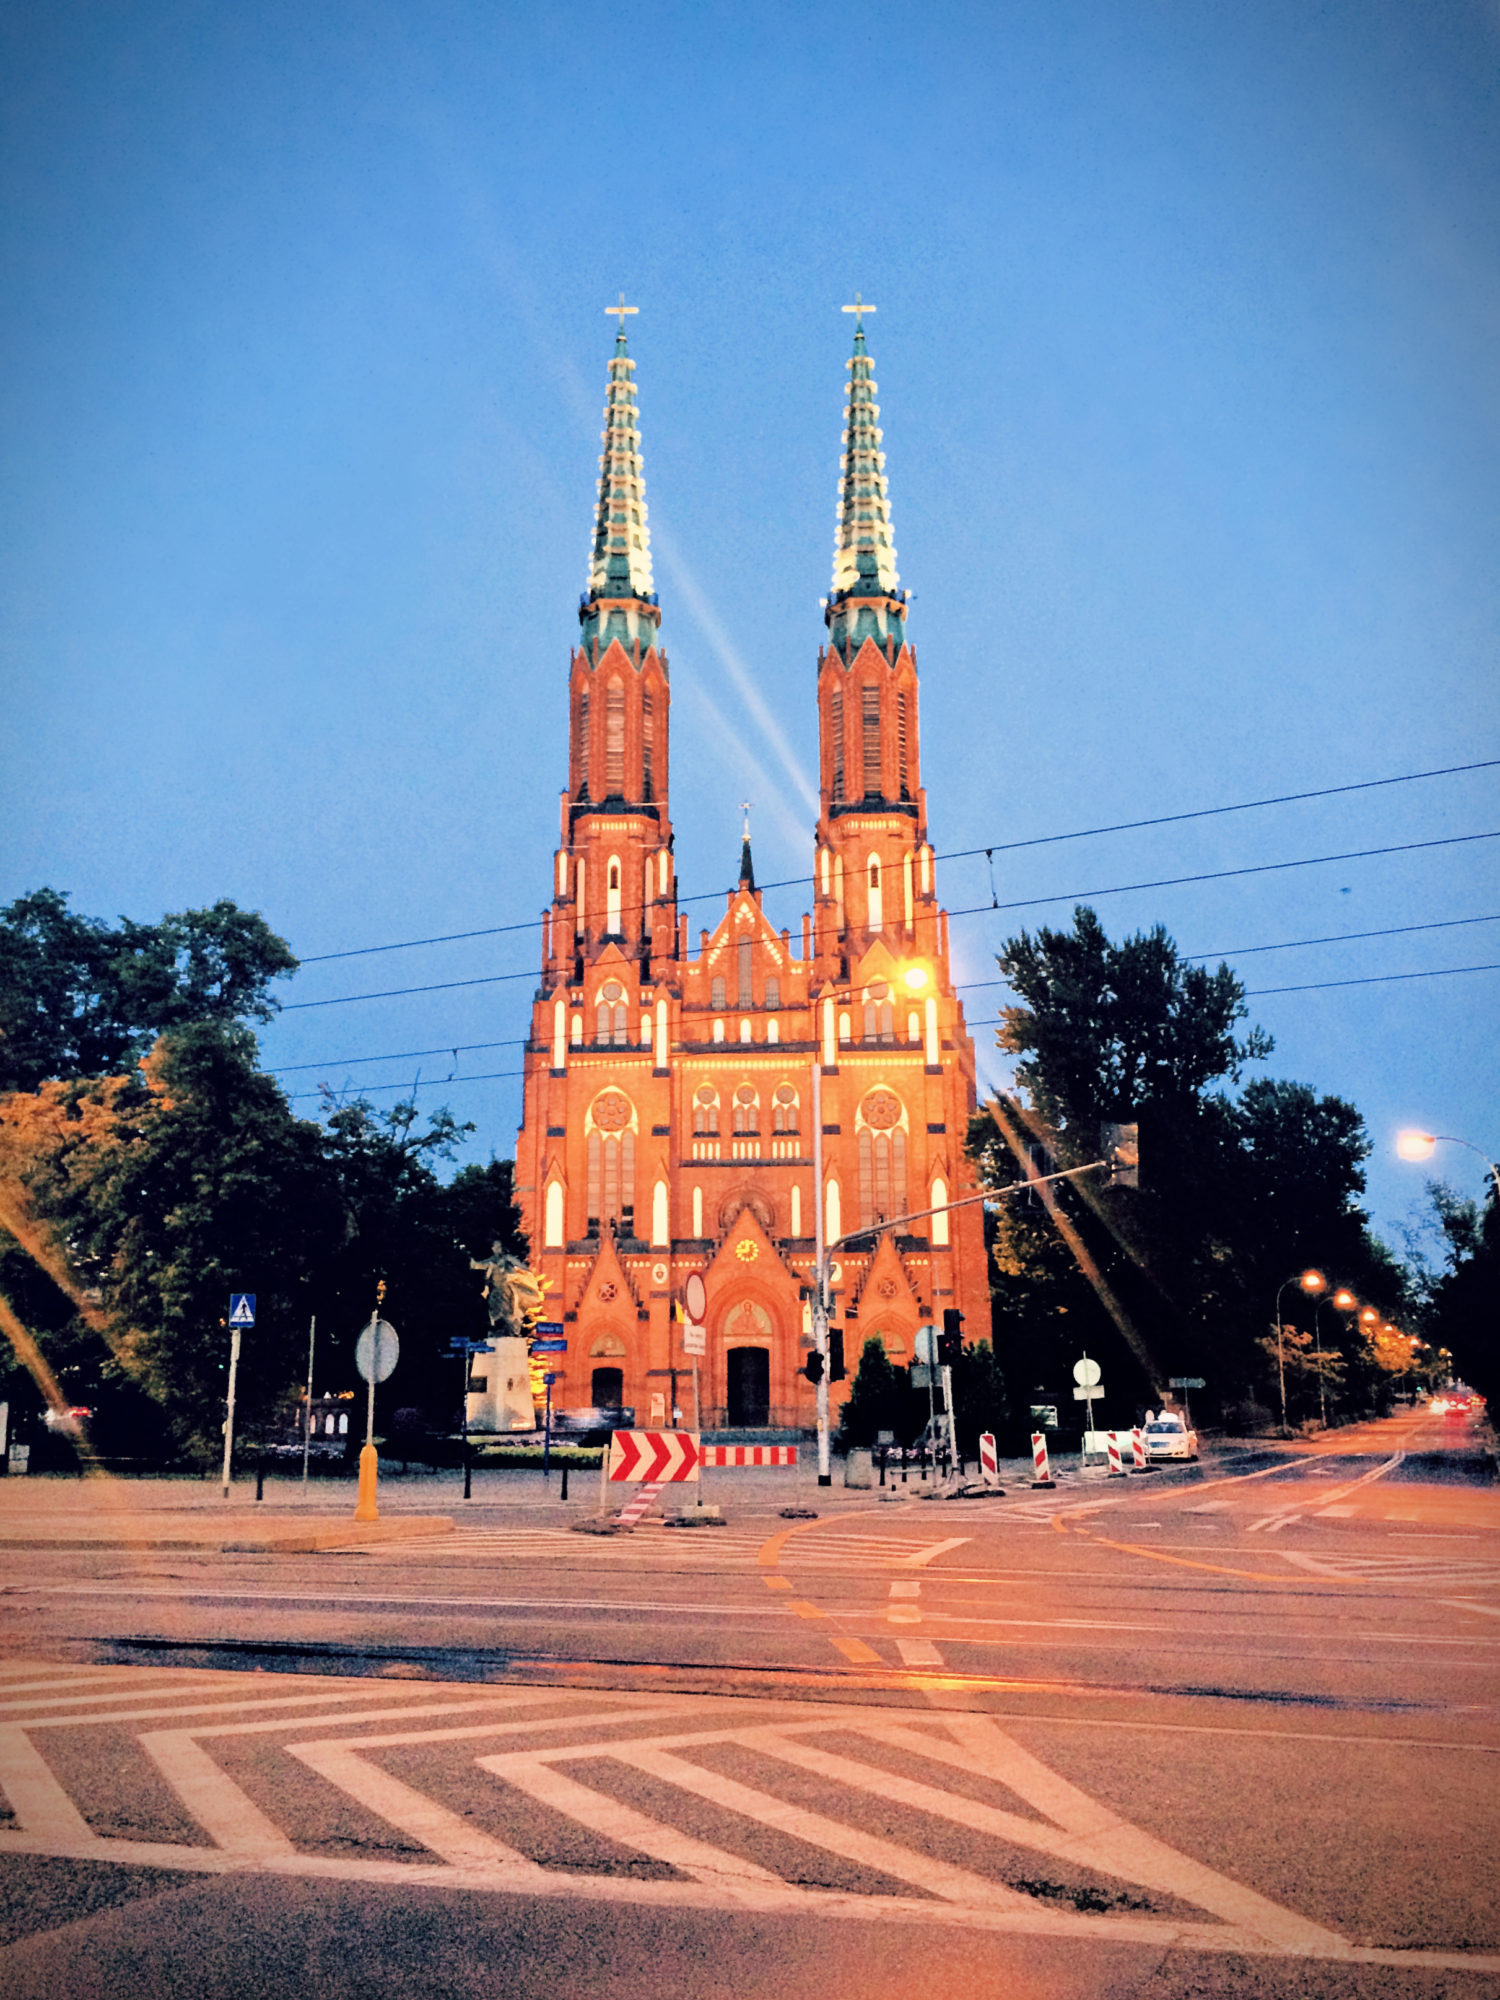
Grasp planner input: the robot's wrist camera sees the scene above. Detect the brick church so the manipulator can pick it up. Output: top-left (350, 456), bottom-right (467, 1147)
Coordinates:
top-left (513, 312), bottom-right (987, 1431)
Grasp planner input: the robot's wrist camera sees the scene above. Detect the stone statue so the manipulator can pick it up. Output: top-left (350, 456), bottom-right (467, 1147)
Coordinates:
top-left (469, 1242), bottom-right (549, 1338)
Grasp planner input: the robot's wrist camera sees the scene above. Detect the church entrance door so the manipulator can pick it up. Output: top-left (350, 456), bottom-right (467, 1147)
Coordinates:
top-left (727, 1347), bottom-right (770, 1428)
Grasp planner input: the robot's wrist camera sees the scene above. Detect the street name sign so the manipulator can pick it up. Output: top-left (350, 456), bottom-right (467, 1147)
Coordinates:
top-left (535, 1322), bottom-right (565, 1337)
top-left (682, 1322), bottom-right (706, 1355)
top-left (531, 1338), bottom-right (567, 1353)
top-left (1170, 1376), bottom-right (1206, 1389)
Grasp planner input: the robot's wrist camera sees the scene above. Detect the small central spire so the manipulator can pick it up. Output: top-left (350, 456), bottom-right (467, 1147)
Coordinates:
top-left (586, 304), bottom-right (654, 603)
top-left (831, 307), bottom-right (899, 600)
top-left (738, 802), bottom-right (755, 891)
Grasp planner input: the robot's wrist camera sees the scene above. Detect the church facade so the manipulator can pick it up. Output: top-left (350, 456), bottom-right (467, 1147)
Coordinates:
top-left (512, 316), bottom-right (988, 1431)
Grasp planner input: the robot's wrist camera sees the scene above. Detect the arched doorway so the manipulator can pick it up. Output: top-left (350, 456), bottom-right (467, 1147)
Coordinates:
top-left (723, 1299), bottom-right (773, 1427)
top-left (727, 1348), bottom-right (770, 1427)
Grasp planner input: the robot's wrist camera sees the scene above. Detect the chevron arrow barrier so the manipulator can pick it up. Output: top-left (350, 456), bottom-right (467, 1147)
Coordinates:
top-left (607, 1429), bottom-right (701, 1483)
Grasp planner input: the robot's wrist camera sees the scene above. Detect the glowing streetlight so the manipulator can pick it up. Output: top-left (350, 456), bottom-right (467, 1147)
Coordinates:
top-left (1312, 1286), bottom-right (1359, 1429)
top-left (1273, 1268), bottom-right (1325, 1435)
top-left (1396, 1130), bottom-right (1500, 1199)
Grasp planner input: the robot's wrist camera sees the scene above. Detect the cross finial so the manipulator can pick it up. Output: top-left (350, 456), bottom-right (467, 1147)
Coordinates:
top-left (605, 292), bottom-right (638, 330)
top-left (741, 801), bottom-right (752, 841)
top-left (841, 292), bottom-right (877, 330)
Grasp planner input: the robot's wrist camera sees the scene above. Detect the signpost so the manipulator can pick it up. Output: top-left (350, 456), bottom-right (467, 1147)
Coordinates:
top-left (445, 1334), bottom-right (495, 1501)
top-left (222, 1294), bottom-right (256, 1498)
top-left (353, 1302), bottom-right (398, 1522)
top-left (1073, 1355), bottom-right (1105, 1456)
top-left (1169, 1374), bottom-right (1206, 1428)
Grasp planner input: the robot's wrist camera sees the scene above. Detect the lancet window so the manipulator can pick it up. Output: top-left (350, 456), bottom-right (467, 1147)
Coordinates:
top-left (604, 681), bottom-right (626, 796)
top-left (861, 684), bottom-right (881, 797)
top-left (642, 688), bottom-right (655, 801)
top-left (830, 686), bottom-right (845, 803)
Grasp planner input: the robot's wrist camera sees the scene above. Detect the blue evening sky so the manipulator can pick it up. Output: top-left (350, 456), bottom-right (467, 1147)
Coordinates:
top-left (2, 0), bottom-right (1497, 1253)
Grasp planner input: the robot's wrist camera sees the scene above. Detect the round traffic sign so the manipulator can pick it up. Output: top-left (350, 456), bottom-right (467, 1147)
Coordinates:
top-left (355, 1319), bottom-right (400, 1384)
top-left (684, 1273), bottom-right (707, 1322)
top-left (1073, 1356), bottom-right (1101, 1388)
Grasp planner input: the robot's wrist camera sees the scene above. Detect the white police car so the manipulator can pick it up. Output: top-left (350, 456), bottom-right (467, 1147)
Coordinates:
top-left (1143, 1413), bottom-right (1198, 1462)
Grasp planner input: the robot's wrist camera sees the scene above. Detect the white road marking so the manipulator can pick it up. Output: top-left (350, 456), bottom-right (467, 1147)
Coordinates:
top-left (894, 1638), bottom-right (943, 1667)
top-left (0, 1725), bottom-right (95, 1842)
top-left (888, 1581), bottom-right (920, 1597)
top-left (289, 1737), bottom-right (545, 1872)
top-left (139, 1729), bottom-right (296, 1860)
top-left (899, 1537), bottom-right (972, 1567)
top-left (1440, 1598), bottom-right (1500, 1619)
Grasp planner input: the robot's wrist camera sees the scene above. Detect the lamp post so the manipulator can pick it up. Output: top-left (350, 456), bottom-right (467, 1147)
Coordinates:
top-left (810, 963), bottom-right (932, 1486)
top-left (1274, 1269), bottom-right (1325, 1435)
top-left (1313, 1286), bottom-right (1357, 1430)
top-left (1397, 1130), bottom-right (1500, 1202)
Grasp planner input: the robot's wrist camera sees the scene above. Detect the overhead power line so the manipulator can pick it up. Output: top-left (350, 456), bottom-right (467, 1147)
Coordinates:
top-left (293, 756), bottom-right (1500, 964)
top-left (268, 911), bottom-right (1500, 1076)
top-left (277, 826), bottom-right (1500, 1013)
top-left (278, 961), bottom-right (1499, 1107)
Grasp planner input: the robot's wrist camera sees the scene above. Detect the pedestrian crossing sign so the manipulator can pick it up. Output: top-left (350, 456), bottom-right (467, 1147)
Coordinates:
top-left (228, 1293), bottom-right (256, 1328)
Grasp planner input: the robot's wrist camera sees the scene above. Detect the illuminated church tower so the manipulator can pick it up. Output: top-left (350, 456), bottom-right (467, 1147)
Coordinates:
top-left (513, 309), bottom-right (986, 1431)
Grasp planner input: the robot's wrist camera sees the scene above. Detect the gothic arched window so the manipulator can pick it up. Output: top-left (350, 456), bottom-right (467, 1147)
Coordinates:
top-left (642, 688), bottom-right (655, 801)
top-left (764, 975), bottom-right (780, 1011)
top-left (604, 680), bottom-right (626, 796)
top-left (772, 1084), bottom-right (799, 1134)
top-left (710, 974), bottom-right (727, 1010)
top-left (732, 1085), bottom-right (759, 1135)
top-left (692, 1085), bottom-right (719, 1136)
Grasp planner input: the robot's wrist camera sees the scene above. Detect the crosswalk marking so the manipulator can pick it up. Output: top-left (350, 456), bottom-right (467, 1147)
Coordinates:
top-left (895, 1638), bottom-right (943, 1666)
top-left (0, 1665), bottom-right (1495, 1973)
top-left (328, 1526), bottom-right (971, 1569)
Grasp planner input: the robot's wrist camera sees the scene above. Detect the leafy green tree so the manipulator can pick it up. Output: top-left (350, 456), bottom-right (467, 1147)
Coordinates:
top-left (0, 888), bottom-right (296, 1092)
top-left (1414, 1183), bottom-right (1500, 1409)
top-left (25, 1022), bottom-right (339, 1457)
top-left (971, 905), bottom-right (1396, 1427)
top-left (837, 1337), bottom-right (909, 1447)
top-left (309, 1099), bottom-right (526, 1427)
top-left (950, 1339), bottom-right (1009, 1460)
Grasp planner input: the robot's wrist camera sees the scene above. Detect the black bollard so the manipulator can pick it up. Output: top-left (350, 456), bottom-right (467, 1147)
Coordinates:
top-left (255, 1458), bottom-right (265, 1503)
top-left (878, 1449), bottom-right (886, 1489)
top-left (560, 1462), bottom-right (569, 1501)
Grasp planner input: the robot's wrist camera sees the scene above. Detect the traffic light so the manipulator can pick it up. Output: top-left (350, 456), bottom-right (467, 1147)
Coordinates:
top-left (938, 1308), bottom-right (963, 1368)
top-left (1103, 1120), bottom-right (1139, 1188)
top-left (828, 1328), bottom-right (846, 1383)
top-left (803, 1350), bottom-right (825, 1384)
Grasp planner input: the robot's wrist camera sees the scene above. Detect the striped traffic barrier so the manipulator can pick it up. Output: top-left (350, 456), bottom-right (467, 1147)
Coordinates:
top-left (1130, 1426), bottom-right (1149, 1471)
top-left (978, 1431), bottom-right (999, 1484)
top-left (1030, 1431), bottom-right (1055, 1487)
top-left (1106, 1431), bottom-right (1126, 1477)
top-left (700, 1444), bottom-right (798, 1467)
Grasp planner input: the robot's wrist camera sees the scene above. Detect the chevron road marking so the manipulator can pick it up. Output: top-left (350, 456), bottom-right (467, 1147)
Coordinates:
top-left (0, 1676), bottom-right (1496, 1972)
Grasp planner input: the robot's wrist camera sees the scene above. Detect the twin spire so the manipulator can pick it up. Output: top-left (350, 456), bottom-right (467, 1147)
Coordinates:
top-left (584, 301), bottom-right (898, 608)
top-left (586, 324), bottom-right (655, 603)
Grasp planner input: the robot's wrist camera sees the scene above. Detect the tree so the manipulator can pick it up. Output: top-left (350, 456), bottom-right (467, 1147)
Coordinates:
top-left (837, 1337), bottom-right (909, 1447)
top-left (0, 888), bottom-right (297, 1092)
top-left (1414, 1183), bottom-right (1500, 1409)
top-left (971, 905), bottom-right (1397, 1428)
top-left (23, 1022), bottom-right (339, 1457)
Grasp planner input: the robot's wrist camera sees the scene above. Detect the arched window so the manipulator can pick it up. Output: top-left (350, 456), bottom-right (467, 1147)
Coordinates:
top-left (586, 1127), bottom-right (635, 1236)
top-left (772, 1084), bottom-right (799, 1134)
top-left (737, 939), bottom-right (753, 1008)
top-left (604, 680), bottom-right (625, 795)
top-left (897, 688), bottom-right (910, 798)
top-left (862, 983), bottom-right (894, 1043)
top-left (692, 1086), bottom-right (719, 1136)
top-left (861, 684), bottom-right (881, 796)
top-left (825, 1178), bottom-right (841, 1245)
top-left (867, 856), bottom-right (883, 931)
top-left (596, 980), bottom-right (626, 1045)
top-left (830, 685), bottom-right (845, 802)
top-left (642, 687), bottom-right (655, 800)
top-left (732, 1086), bottom-right (759, 1135)
top-left (576, 685), bottom-right (590, 798)
top-left (651, 1179), bottom-right (669, 1247)
top-left (692, 1185), bottom-right (704, 1236)
top-left (857, 1091), bottom-right (908, 1229)
top-left (544, 1180), bottom-right (565, 1248)
top-left (764, 975), bottom-right (780, 1010)
top-left (606, 858), bottom-right (622, 935)
top-left (711, 974), bottom-right (726, 1009)
top-left (931, 1176), bottom-right (950, 1246)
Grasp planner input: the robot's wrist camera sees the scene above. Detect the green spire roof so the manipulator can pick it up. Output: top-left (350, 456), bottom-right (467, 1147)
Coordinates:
top-left (587, 330), bottom-right (655, 601)
top-left (831, 325), bottom-right (899, 599)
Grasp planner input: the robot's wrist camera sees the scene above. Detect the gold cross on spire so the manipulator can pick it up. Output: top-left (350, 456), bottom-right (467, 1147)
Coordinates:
top-left (605, 292), bottom-right (638, 329)
top-left (841, 293), bottom-right (877, 329)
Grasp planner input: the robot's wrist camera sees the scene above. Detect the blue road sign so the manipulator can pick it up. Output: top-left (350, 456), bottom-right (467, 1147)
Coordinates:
top-left (534, 1321), bottom-right (565, 1337)
top-left (531, 1338), bottom-right (567, 1354)
top-left (228, 1294), bottom-right (256, 1328)
top-left (543, 1371), bottom-right (560, 1386)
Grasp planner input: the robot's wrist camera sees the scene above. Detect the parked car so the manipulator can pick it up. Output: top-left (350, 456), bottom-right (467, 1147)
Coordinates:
top-left (1143, 1416), bottom-right (1198, 1462)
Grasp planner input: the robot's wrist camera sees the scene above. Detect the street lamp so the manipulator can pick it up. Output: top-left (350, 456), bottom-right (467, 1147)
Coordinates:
top-left (1397, 1130), bottom-right (1500, 1201)
top-left (1273, 1269), bottom-right (1325, 1436)
top-left (1312, 1286), bottom-right (1357, 1430)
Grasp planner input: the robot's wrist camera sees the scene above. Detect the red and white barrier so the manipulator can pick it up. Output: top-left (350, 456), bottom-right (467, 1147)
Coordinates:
top-left (700, 1444), bottom-right (797, 1467)
top-left (1030, 1431), bottom-right (1054, 1487)
top-left (1106, 1431), bottom-right (1126, 1477)
top-left (1130, 1426), bottom-right (1147, 1471)
top-left (614, 1479), bottom-right (665, 1528)
top-left (978, 1431), bottom-right (999, 1484)
top-left (607, 1430), bottom-right (701, 1483)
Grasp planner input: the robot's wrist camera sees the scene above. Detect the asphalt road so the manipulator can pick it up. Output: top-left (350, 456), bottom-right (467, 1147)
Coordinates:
top-left (0, 1409), bottom-right (1496, 1997)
